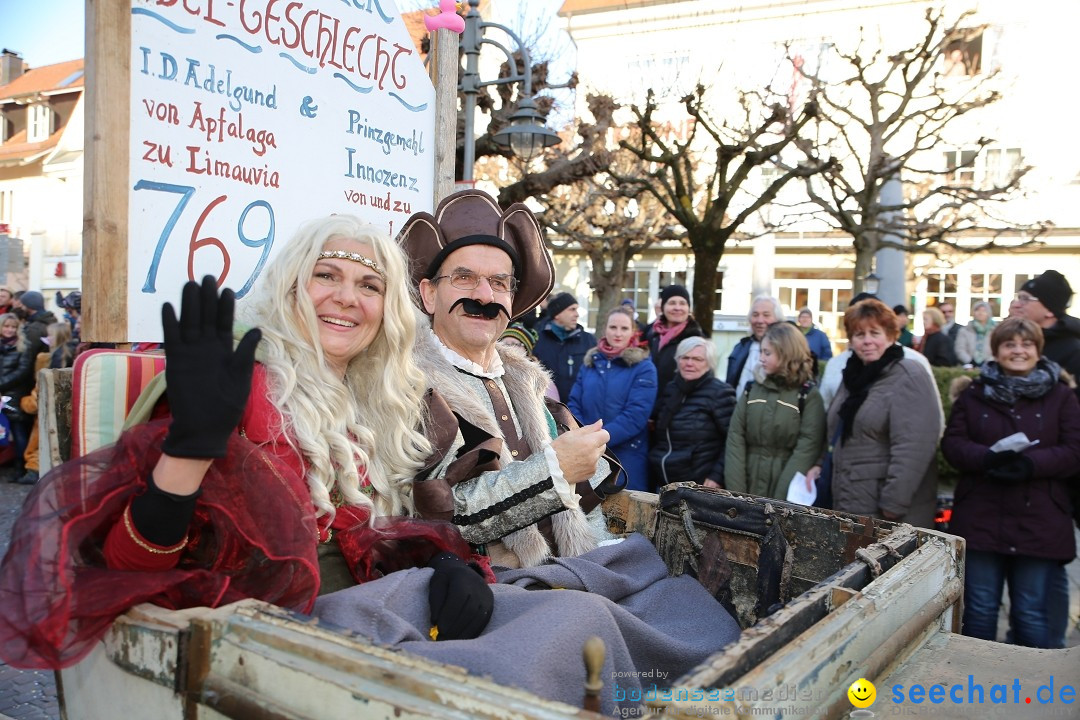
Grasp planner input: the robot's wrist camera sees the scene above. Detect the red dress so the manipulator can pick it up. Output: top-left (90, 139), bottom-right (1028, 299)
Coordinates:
top-left (0, 364), bottom-right (479, 669)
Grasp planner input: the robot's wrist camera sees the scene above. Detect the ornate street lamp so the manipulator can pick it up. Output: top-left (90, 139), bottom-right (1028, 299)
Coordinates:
top-left (460, 0), bottom-right (560, 182)
top-left (863, 272), bottom-right (881, 295)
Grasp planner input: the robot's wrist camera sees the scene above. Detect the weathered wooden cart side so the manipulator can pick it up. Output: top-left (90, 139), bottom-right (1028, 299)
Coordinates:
top-left (38, 367), bottom-right (1070, 720)
top-left (55, 485), bottom-right (973, 720)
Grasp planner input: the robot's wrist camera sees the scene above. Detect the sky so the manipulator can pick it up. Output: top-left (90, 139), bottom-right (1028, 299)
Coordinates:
top-left (0, 0), bottom-right (85, 68)
top-left (0, 0), bottom-right (568, 71)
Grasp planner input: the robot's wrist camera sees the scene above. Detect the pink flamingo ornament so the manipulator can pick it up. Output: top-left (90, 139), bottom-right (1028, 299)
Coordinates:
top-left (424, 0), bottom-right (465, 34)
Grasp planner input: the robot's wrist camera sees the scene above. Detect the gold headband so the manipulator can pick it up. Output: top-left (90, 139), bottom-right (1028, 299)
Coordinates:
top-left (317, 250), bottom-right (386, 280)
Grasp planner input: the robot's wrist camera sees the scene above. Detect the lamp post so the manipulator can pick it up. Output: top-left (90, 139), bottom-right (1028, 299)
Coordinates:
top-left (863, 271), bottom-right (881, 295)
top-left (459, 0), bottom-right (560, 183)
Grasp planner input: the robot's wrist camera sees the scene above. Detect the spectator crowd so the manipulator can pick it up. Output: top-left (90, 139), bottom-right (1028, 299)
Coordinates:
top-left (523, 269), bottom-right (1078, 651)
top-left (0, 287), bottom-right (81, 485)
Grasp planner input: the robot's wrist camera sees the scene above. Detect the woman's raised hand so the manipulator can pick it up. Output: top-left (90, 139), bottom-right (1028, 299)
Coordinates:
top-left (161, 276), bottom-right (262, 459)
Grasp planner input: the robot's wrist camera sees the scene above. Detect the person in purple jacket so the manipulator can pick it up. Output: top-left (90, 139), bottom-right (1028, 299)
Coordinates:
top-left (942, 317), bottom-right (1080, 648)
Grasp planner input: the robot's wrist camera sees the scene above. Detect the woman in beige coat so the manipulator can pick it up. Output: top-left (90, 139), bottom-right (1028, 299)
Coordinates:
top-left (808, 299), bottom-right (942, 527)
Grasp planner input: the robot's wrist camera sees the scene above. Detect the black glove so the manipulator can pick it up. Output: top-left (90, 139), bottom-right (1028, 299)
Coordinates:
top-left (986, 454), bottom-right (1035, 484)
top-left (161, 276), bottom-right (262, 458)
top-left (427, 552), bottom-right (493, 641)
top-left (983, 449), bottom-right (1020, 470)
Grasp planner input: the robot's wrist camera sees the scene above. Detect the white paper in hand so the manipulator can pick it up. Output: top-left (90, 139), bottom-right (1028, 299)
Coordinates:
top-left (786, 472), bottom-right (817, 506)
top-left (990, 432), bottom-right (1040, 453)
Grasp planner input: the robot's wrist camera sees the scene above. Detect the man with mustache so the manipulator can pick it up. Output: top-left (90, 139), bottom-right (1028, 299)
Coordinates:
top-left (401, 190), bottom-right (619, 568)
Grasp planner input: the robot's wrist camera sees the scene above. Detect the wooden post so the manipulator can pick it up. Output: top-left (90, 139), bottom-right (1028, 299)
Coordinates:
top-left (83, 0), bottom-right (129, 342)
top-left (428, 28), bottom-right (459, 205)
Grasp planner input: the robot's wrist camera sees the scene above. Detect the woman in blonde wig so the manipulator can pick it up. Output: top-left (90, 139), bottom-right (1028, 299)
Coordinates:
top-left (0, 216), bottom-right (494, 670)
top-left (238, 214), bottom-right (430, 521)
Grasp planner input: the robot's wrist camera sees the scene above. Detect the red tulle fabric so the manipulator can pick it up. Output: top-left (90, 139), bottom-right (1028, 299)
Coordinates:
top-left (0, 419), bottom-right (488, 670)
top-left (0, 421), bottom-right (320, 669)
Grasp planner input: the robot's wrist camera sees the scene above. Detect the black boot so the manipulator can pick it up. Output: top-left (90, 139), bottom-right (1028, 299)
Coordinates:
top-left (15, 470), bottom-right (38, 485)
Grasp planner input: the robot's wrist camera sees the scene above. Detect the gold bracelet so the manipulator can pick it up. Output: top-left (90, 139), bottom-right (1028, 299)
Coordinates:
top-left (122, 505), bottom-right (189, 555)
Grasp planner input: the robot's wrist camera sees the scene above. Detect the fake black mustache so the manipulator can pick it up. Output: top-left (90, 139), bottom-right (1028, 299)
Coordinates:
top-left (451, 297), bottom-right (511, 320)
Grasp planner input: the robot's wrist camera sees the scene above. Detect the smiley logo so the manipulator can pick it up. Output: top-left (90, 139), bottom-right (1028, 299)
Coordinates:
top-left (848, 677), bottom-right (876, 708)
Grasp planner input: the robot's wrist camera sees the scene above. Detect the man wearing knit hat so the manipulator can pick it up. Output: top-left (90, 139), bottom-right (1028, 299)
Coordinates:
top-left (1008, 269), bottom-right (1080, 649)
top-left (533, 291), bottom-right (597, 402)
top-left (1009, 270), bottom-right (1080, 389)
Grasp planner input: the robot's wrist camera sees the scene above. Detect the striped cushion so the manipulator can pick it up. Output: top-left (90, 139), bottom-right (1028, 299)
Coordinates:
top-left (71, 349), bottom-right (166, 458)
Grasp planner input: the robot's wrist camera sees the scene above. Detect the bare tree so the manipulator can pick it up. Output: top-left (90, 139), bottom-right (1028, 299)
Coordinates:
top-left (412, 2), bottom-right (617, 200)
top-left (616, 84), bottom-right (832, 326)
top-left (538, 135), bottom-right (677, 320)
top-left (788, 8), bottom-right (1049, 293)
top-left (496, 93), bottom-right (617, 206)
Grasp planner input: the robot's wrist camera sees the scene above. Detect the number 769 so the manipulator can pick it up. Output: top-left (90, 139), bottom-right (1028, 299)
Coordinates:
top-left (135, 180), bottom-right (275, 298)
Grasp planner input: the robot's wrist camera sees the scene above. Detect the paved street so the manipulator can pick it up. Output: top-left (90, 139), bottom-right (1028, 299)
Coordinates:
top-left (0, 475), bottom-right (59, 720)
top-left (0, 475), bottom-right (1074, 719)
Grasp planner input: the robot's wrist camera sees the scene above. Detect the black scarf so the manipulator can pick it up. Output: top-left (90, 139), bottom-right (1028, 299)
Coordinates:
top-left (980, 357), bottom-right (1059, 405)
top-left (838, 344), bottom-right (904, 443)
top-left (656, 371), bottom-right (713, 433)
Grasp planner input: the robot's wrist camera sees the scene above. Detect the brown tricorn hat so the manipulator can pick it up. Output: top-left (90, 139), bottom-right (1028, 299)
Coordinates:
top-left (398, 190), bottom-right (554, 320)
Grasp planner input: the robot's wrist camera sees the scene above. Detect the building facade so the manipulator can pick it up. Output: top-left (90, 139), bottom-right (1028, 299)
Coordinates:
top-left (0, 52), bottom-right (85, 303)
top-left (556, 0), bottom-right (1080, 350)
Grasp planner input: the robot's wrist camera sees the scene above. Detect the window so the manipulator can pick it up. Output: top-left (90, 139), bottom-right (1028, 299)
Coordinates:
top-left (760, 161), bottom-right (783, 188)
top-left (27, 103), bottom-right (52, 142)
top-left (984, 148), bottom-right (1023, 187)
top-left (927, 273), bottom-right (959, 309)
top-left (714, 270), bottom-right (724, 313)
top-left (777, 287), bottom-right (809, 316)
top-left (943, 149), bottom-right (977, 186)
top-left (0, 190), bottom-right (11, 226)
top-left (621, 269), bottom-right (653, 321)
top-left (658, 270), bottom-right (688, 290)
top-left (943, 28), bottom-right (983, 77)
top-left (969, 273), bottom-right (1003, 318)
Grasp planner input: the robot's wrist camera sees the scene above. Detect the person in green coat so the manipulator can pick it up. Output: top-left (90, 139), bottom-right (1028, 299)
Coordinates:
top-left (725, 322), bottom-right (826, 500)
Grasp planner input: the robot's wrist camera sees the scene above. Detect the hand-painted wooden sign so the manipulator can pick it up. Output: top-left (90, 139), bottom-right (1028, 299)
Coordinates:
top-left (121, 0), bottom-right (434, 340)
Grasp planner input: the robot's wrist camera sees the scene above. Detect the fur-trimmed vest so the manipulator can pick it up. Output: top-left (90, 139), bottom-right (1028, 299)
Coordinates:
top-left (413, 327), bottom-right (612, 568)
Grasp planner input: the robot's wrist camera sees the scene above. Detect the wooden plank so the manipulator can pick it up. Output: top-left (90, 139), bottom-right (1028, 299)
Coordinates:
top-left (652, 539), bottom-right (963, 719)
top-left (428, 28), bottom-right (460, 205)
top-left (83, 0), bottom-right (130, 342)
top-left (193, 603), bottom-right (598, 720)
top-left (59, 643), bottom-right (185, 720)
top-left (37, 367), bottom-right (73, 472)
top-left (600, 489), bottom-right (657, 538)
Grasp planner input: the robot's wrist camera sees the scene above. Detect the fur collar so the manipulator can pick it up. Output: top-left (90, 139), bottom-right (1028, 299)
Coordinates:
top-left (414, 321), bottom-right (597, 567)
top-left (583, 345), bottom-right (650, 368)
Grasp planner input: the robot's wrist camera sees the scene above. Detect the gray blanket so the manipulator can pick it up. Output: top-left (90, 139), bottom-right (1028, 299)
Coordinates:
top-left (313, 533), bottom-right (741, 714)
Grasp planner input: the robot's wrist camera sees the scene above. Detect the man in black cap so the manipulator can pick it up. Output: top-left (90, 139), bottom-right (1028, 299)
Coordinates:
top-left (400, 190), bottom-right (618, 569)
top-left (532, 291), bottom-right (596, 402)
top-left (1008, 269), bottom-right (1080, 649)
top-left (1010, 270), bottom-right (1080, 391)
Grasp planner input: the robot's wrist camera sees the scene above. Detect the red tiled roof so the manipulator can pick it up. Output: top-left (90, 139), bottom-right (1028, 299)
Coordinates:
top-left (0, 59), bottom-right (84, 102)
top-left (0, 127), bottom-right (63, 166)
